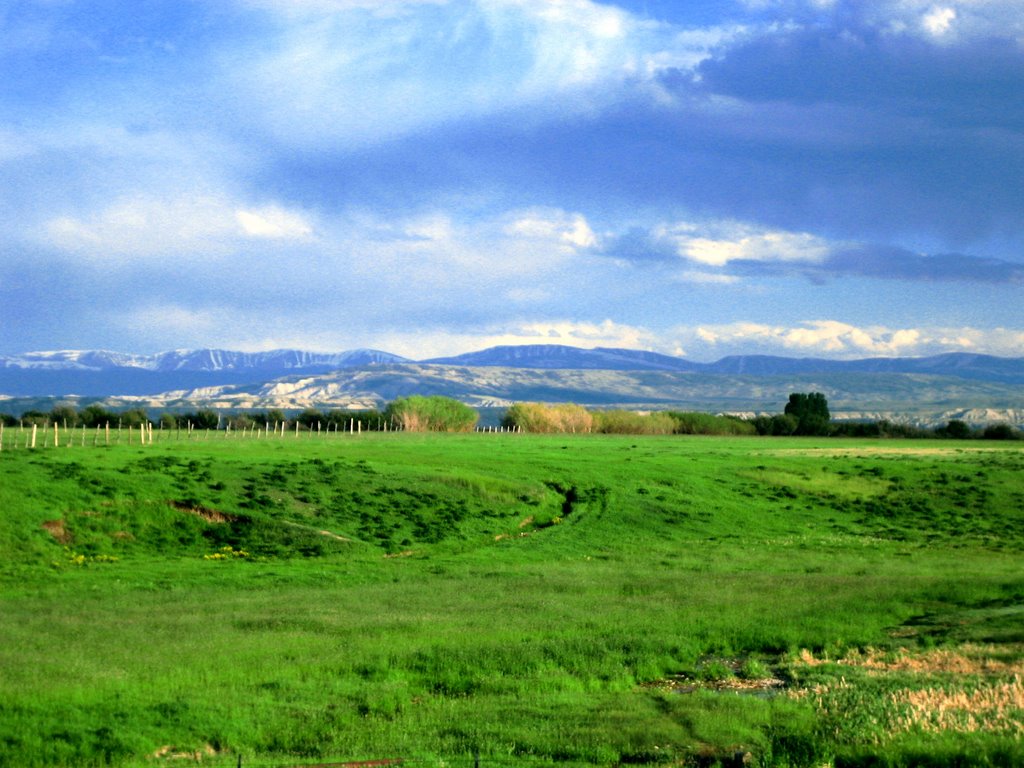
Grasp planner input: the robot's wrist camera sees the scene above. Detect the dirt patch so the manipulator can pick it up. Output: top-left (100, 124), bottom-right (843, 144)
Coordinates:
top-left (168, 500), bottom-right (236, 524)
top-left (41, 519), bottom-right (72, 544)
top-left (666, 677), bottom-right (788, 696)
top-left (151, 743), bottom-right (217, 761)
top-left (318, 529), bottom-right (351, 541)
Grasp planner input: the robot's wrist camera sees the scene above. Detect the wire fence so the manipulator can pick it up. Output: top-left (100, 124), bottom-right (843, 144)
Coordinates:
top-left (0, 420), bottom-right (523, 452)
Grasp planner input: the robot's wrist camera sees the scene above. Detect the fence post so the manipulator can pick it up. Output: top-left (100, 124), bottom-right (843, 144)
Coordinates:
top-left (31, 424), bottom-right (37, 449)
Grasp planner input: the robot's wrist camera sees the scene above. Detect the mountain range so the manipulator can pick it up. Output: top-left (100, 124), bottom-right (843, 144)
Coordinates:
top-left (3, 345), bottom-right (1024, 392)
top-left (1, 345), bottom-right (1022, 426)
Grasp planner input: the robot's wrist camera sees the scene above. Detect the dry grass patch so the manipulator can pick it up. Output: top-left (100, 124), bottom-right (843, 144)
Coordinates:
top-left (889, 676), bottom-right (1024, 735)
top-left (41, 519), bottom-right (72, 544)
top-left (790, 645), bottom-right (1024, 742)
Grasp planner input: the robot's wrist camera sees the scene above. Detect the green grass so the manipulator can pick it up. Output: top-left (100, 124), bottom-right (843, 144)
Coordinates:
top-left (0, 434), bottom-right (1022, 766)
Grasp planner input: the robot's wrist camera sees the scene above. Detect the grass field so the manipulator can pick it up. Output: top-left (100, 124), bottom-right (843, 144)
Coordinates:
top-left (1, 433), bottom-right (1022, 766)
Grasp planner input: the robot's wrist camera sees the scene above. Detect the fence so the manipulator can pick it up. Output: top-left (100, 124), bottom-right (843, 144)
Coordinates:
top-left (0, 420), bottom-right (522, 452)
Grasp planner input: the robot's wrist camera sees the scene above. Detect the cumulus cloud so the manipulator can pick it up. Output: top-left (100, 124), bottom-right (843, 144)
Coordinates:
top-left (597, 218), bottom-right (1022, 285)
top-left (921, 6), bottom-right (956, 37)
top-left (41, 196), bottom-right (315, 260)
top-left (505, 209), bottom-right (597, 249)
top-left (659, 221), bottom-right (830, 266)
top-left (236, 206), bottom-right (314, 239)
top-left (599, 220), bottom-right (832, 268)
top-left (685, 320), bottom-right (1023, 358)
top-left (372, 319), bottom-right (660, 360)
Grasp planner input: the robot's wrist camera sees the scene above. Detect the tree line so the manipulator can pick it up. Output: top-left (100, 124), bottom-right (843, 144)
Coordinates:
top-left (0, 393), bottom-right (1020, 439)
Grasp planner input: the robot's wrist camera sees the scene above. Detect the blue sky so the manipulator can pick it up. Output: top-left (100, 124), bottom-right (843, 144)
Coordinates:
top-left (2, 0), bottom-right (1022, 361)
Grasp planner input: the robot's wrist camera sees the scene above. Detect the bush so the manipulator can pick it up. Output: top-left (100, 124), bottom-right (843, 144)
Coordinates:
top-left (593, 410), bottom-right (676, 435)
top-left (668, 412), bottom-right (757, 436)
top-left (502, 403), bottom-right (593, 433)
top-left (385, 396), bottom-right (478, 432)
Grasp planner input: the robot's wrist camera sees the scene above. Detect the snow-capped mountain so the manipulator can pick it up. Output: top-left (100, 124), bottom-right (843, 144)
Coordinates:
top-left (0, 348), bottom-right (408, 372)
top-left (0, 344), bottom-right (1022, 401)
top-left (0, 348), bottom-right (411, 397)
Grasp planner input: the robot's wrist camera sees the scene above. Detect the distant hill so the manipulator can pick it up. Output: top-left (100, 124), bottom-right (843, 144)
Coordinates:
top-left (703, 352), bottom-right (1024, 382)
top-left (424, 344), bottom-right (703, 372)
top-left (0, 345), bottom-right (1022, 426)
top-left (425, 345), bottom-right (1024, 383)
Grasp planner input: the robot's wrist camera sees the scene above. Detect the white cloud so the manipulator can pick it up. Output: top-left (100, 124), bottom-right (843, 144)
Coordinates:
top-left (44, 196), bottom-right (239, 260)
top-left (227, 0), bottom-right (715, 148)
top-left (749, 1), bottom-right (1023, 44)
top-left (236, 206), bottom-right (314, 239)
top-left (658, 221), bottom-right (831, 267)
top-left (674, 271), bottom-right (740, 285)
top-left (240, 0), bottom-right (450, 14)
top-left (866, 1), bottom-right (1023, 42)
top-left (42, 196), bottom-right (315, 259)
top-left (505, 209), bottom-right (597, 249)
top-left (921, 5), bottom-right (956, 36)
top-left (684, 320), bottom-right (1024, 358)
top-left (373, 318), bottom-right (660, 359)
top-left (692, 320), bottom-right (924, 355)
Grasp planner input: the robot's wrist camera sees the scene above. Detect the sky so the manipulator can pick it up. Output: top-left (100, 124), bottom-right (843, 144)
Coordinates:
top-left (1, 0), bottom-right (1023, 362)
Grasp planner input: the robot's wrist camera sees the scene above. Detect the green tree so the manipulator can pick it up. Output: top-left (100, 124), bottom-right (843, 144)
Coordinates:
top-left (50, 405), bottom-right (79, 428)
top-left (79, 404), bottom-right (116, 428)
top-left (19, 410), bottom-right (51, 427)
top-left (326, 409), bottom-right (384, 431)
top-left (227, 412), bottom-right (257, 430)
top-left (296, 408), bottom-right (325, 429)
top-left (186, 410), bottom-right (220, 430)
top-left (784, 392), bottom-right (831, 436)
top-left (118, 408), bottom-right (151, 428)
top-left (942, 419), bottom-right (973, 439)
top-left (982, 423), bottom-right (1020, 440)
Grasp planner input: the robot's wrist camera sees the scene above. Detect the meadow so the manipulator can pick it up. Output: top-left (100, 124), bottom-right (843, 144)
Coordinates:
top-left (0, 432), bottom-right (1022, 766)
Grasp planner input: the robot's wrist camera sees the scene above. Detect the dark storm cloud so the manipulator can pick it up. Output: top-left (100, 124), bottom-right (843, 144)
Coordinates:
top-left (729, 245), bottom-right (1024, 284)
